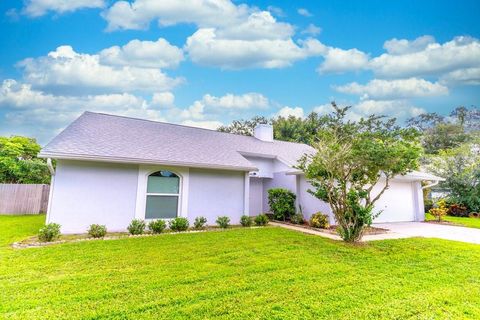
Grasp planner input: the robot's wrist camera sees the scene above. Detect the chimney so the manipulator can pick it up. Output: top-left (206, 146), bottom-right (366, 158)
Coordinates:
top-left (253, 124), bottom-right (273, 142)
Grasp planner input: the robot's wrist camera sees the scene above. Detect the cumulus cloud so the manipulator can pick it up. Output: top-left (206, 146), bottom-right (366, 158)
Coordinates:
top-left (318, 47), bottom-right (369, 73)
top-left (151, 92), bottom-right (175, 107)
top-left (370, 36), bottom-right (480, 78)
top-left (440, 67), bottom-right (480, 86)
top-left (301, 24), bottom-right (321, 36)
top-left (180, 120), bottom-right (224, 130)
top-left (103, 0), bottom-right (249, 31)
top-left (23, 0), bottom-right (104, 17)
top-left (99, 38), bottom-right (184, 69)
top-left (335, 78), bottom-right (449, 100)
top-left (18, 45), bottom-right (183, 94)
top-left (276, 106), bottom-right (304, 118)
top-left (297, 8), bottom-right (312, 17)
top-left (201, 93), bottom-right (269, 109)
top-left (185, 29), bottom-right (325, 69)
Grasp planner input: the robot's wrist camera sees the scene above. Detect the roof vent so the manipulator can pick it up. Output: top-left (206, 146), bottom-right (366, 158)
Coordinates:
top-left (253, 124), bottom-right (273, 142)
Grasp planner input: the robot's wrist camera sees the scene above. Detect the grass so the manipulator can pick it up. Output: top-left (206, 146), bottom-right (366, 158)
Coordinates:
top-left (1, 215), bottom-right (480, 319)
top-left (426, 213), bottom-right (480, 229)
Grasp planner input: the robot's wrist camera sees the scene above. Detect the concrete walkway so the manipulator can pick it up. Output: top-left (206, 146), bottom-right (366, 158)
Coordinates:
top-left (373, 222), bottom-right (480, 245)
top-left (271, 221), bottom-right (480, 244)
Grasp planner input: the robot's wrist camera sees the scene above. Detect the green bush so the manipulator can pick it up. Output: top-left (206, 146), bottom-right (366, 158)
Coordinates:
top-left (267, 188), bottom-right (296, 220)
top-left (290, 213), bottom-right (304, 225)
top-left (193, 216), bottom-right (207, 230)
top-left (254, 214), bottom-right (269, 226)
top-left (169, 217), bottom-right (189, 232)
top-left (38, 223), bottom-right (61, 242)
top-left (240, 215), bottom-right (252, 227)
top-left (127, 219), bottom-right (146, 235)
top-left (148, 220), bottom-right (167, 234)
top-left (309, 213), bottom-right (329, 229)
top-left (87, 224), bottom-right (107, 238)
top-left (216, 216), bottom-right (230, 228)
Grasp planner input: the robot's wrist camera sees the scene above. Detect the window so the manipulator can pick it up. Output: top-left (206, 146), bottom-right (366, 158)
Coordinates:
top-left (145, 170), bottom-right (180, 219)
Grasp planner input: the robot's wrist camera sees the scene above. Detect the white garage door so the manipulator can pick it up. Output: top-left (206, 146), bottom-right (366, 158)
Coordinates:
top-left (373, 181), bottom-right (415, 223)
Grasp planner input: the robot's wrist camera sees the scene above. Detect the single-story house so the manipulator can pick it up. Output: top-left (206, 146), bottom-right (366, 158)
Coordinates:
top-left (39, 112), bottom-right (443, 233)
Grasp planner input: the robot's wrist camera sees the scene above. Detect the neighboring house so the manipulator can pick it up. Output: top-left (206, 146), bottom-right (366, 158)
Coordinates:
top-left (40, 112), bottom-right (443, 233)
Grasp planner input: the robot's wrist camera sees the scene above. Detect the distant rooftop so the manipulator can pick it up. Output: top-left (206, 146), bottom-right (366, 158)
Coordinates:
top-left (39, 112), bottom-right (315, 171)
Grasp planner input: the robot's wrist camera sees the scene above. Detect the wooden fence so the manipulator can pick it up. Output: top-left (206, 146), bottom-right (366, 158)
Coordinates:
top-left (0, 184), bottom-right (50, 214)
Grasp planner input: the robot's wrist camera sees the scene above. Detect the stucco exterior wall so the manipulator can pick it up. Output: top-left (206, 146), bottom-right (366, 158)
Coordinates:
top-left (48, 160), bottom-right (139, 233)
top-left (188, 168), bottom-right (245, 225)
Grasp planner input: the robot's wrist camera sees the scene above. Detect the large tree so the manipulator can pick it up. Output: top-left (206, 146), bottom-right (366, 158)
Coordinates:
top-left (299, 103), bottom-right (422, 242)
top-left (0, 136), bottom-right (50, 184)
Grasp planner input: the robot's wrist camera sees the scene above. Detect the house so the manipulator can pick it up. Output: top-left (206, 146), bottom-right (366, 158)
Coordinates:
top-left (40, 112), bottom-right (443, 233)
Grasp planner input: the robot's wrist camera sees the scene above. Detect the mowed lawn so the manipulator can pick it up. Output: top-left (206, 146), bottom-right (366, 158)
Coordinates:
top-left (426, 213), bottom-right (480, 229)
top-left (1, 215), bottom-right (480, 319)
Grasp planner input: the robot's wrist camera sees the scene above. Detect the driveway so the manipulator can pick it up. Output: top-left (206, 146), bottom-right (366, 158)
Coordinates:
top-left (373, 222), bottom-right (480, 245)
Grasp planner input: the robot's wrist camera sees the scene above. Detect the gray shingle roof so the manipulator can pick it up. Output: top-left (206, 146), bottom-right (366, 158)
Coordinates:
top-left (39, 112), bottom-right (315, 171)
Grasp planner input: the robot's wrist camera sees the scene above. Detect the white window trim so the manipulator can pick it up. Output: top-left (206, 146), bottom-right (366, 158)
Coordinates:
top-left (135, 165), bottom-right (189, 220)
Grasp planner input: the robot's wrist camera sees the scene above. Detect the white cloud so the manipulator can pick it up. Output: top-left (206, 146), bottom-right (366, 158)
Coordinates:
top-left (297, 8), bottom-right (312, 17)
top-left (276, 106), bottom-right (304, 118)
top-left (185, 29), bottom-right (325, 69)
top-left (151, 92), bottom-right (175, 107)
top-left (354, 99), bottom-right (425, 121)
top-left (23, 0), bottom-right (104, 17)
top-left (267, 6), bottom-right (285, 17)
top-left (201, 93), bottom-right (269, 109)
top-left (18, 45), bottom-right (183, 94)
top-left (301, 24), bottom-right (321, 36)
top-left (318, 47), bottom-right (369, 74)
top-left (99, 38), bottom-right (184, 69)
top-left (180, 120), bottom-right (223, 130)
top-left (370, 36), bottom-right (480, 78)
top-left (335, 78), bottom-right (449, 99)
top-left (102, 0), bottom-right (249, 31)
top-left (440, 67), bottom-right (480, 85)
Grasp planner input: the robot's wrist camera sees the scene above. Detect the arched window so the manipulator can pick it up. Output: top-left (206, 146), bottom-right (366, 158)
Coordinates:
top-left (145, 170), bottom-right (180, 219)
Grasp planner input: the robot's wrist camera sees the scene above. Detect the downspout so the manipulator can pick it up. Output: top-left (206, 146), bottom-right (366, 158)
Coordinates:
top-left (45, 158), bottom-right (55, 223)
top-left (421, 180), bottom-right (440, 190)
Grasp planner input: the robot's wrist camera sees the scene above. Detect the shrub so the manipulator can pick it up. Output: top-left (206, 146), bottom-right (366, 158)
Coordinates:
top-left (38, 223), bottom-right (61, 242)
top-left (310, 213), bottom-right (329, 229)
top-left (216, 216), bottom-right (230, 229)
top-left (267, 188), bottom-right (296, 220)
top-left (290, 213), bottom-right (304, 225)
top-left (254, 214), bottom-right (269, 226)
top-left (448, 204), bottom-right (469, 217)
top-left (193, 216), bottom-right (207, 230)
top-left (148, 219), bottom-right (167, 234)
top-left (127, 219), bottom-right (146, 235)
top-left (424, 199), bottom-right (434, 213)
top-left (240, 215), bottom-right (252, 227)
top-left (169, 217), bottom-right (189, 232)
top-left (429, 199), bottom-right (448, 222)
top-left (87, 224), bottom-right (107, 238)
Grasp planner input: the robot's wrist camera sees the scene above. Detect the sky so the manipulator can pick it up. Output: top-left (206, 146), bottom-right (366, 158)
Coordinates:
top-left (0, 0), bottom-right (479, 144)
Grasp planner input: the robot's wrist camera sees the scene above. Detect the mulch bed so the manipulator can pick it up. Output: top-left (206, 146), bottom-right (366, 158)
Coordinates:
top-left (273, 220), bottom-right (388, 235)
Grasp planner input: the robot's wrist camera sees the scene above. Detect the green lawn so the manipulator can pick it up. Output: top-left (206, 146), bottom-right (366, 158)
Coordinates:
top-left (426, 213), bottom-right (480, 229)
top-left (1, 215), bottom-right (480, 319)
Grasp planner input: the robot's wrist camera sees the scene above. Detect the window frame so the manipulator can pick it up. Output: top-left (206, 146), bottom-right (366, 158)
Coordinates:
top-left (144, 169), bottom-right (181, 220)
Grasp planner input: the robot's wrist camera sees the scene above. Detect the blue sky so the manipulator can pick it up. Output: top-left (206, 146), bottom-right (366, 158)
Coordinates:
top-left (1, 0), bottom-right (479, 144)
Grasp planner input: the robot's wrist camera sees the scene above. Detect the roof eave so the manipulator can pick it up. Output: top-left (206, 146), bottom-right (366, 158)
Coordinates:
top-left (38, 152), bottom-right (257, 172)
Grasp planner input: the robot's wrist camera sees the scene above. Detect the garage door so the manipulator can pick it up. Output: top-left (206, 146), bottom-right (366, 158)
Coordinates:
top-left (373, 181), bottom-right (415, 223)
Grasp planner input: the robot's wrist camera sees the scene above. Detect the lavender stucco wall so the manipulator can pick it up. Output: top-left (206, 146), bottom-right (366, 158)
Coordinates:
top-left (187, 168), bottom-right (245, 225)
top-left (48, 160), bottom-right (138, 233)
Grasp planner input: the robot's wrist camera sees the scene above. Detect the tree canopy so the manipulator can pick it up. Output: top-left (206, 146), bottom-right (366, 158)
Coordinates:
top-left (0, 136), bottom-right (50, 184)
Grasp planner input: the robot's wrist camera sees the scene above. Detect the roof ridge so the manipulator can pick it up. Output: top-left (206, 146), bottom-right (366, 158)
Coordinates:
top-left (84, 111), bottom-right (310, 147)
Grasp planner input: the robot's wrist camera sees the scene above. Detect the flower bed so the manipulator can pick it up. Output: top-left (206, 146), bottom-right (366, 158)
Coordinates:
top-left (273, 220), bottom-right (388, 235)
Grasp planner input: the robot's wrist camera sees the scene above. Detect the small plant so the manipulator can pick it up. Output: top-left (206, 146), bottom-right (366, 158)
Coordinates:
top-left (148, 219), bottom-right (167, 234)
top-left (169, 217), bottom-right (189, 232)
top-left (254, 214), bottom-right (269, 226)
top-left (290, 213), bottom-right (304, 225)
top-left (87, 224), bottom-right (107, 238)
top-left (127, 219), bottom-right (146, 235)
top-left (429, 199), bottom-right (448, 222)
top-left (310, 213), bottom-right (329, 229)
top-left (448, 204), bottom-right (468, 217)
top-left (216, 216), bottom-right (230, 228)
top-left (38, 223), bottom-right (61, 242)
top-left (193, 216), bottom-right (207, 230)
top-left (267, 188), bottom-right (296, 220)
top-left (240, 215), bottom-right (252, 227)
